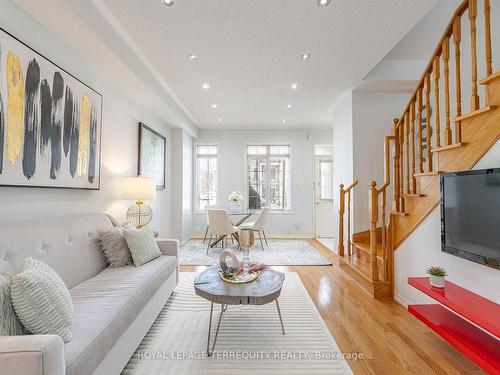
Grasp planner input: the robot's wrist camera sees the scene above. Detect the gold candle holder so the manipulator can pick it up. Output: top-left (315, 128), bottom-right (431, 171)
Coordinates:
top-left (238, 229), bottom-right (255, 248)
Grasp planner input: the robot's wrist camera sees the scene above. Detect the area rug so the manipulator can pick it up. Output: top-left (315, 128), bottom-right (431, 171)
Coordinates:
top-left (179, 239), bottom-right (332, 266)
top-left (122, 273), bottom-right (353, 375)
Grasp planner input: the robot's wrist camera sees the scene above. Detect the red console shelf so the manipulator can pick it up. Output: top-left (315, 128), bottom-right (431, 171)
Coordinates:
top-left (408, 277), bottom-right (500, 337)
top-left (408, 277), bottom-right (500, 375)
top-left (409, 305), bottom-right (500, 375)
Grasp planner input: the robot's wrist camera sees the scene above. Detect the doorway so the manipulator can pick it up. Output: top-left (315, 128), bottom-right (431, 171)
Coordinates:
top-left (314, 145), bottom-right (334, 239)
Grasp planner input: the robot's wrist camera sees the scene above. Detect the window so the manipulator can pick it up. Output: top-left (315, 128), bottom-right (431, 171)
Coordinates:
top-left (196, 144), bottom-right (218, 211)
top-left (247, 145), bottom-right (291, 210)
top-left (319, 160), bottom-right (333, 200)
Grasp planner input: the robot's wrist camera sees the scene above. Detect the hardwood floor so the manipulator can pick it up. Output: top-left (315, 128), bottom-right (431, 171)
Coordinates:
top-left (180, 238), bottom-right (485, 374)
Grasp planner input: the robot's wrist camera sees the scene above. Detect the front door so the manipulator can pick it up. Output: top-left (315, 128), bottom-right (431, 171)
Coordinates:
top-left (314, 156), bottom-right (334, 237)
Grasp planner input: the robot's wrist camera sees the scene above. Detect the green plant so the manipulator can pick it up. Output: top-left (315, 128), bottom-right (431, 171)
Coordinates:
top-left (426, 266), bottom-right (447, 277)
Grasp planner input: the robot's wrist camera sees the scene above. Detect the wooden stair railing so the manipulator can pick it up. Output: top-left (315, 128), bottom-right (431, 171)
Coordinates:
top-left (337, 180), bottom-right (358, 258)
top-left (338, 0), bottom-right (500, 298)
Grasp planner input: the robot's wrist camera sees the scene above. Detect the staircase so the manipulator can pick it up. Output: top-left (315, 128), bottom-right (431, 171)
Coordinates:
top-left (337, 0), bottom-right (500, 299)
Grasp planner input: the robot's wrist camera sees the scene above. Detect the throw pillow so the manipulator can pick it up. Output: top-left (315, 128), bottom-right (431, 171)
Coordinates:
top-left (98, 226), bottom-right (133, 267)
top-left (123, 226), bottom-right (161, 266)
top-left (11, 258), bottom-right (73, 343)
top-left (0, 263), bottom-right (25, 335)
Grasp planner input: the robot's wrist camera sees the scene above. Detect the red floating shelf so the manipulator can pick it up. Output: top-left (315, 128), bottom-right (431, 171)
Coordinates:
top-left (409, 304), bottom-right (500, 375)
top-left (408, 277), bottom-right (500, 337)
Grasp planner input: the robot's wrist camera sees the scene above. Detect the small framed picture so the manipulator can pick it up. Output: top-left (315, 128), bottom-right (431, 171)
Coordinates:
top-left (138, 123), bottom-right (166, 189)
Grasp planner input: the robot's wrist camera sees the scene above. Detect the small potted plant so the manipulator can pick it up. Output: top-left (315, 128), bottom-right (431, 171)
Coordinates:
top-left (228, 191), bottom-right (244, 212)
top-left (426, 266), bottom-right (447, 288)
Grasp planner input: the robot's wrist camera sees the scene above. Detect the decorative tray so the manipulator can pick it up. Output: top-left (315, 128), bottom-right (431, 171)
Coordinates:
top-left (218, 270), bottom-right (260, 284)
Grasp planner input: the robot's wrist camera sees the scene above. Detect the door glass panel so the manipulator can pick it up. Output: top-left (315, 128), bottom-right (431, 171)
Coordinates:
top-left (320, 160), bottom-right (333, 200)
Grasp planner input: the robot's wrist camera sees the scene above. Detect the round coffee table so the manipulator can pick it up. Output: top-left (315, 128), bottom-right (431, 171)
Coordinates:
top-left (194, 264), bottom-right (285, 356)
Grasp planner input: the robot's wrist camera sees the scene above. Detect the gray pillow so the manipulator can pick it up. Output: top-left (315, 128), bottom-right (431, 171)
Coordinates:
top-left (98, 227), bottom-right (133, 267)
top-left (11, 258), bottom-right (73, 343)
top-left (123, 226), bottom-right (161, 266)
top-left (0, 263), bottom-right (25, 335)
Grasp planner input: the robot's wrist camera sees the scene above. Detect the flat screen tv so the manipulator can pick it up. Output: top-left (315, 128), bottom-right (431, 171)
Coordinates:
top-left (441, 168), bottom-right (500, 270)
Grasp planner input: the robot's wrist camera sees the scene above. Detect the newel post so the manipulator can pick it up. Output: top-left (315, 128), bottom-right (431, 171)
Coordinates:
top-left (369, 181), bottom-right (379, 281)
top-left (338, 184), bottom-right (345, 257)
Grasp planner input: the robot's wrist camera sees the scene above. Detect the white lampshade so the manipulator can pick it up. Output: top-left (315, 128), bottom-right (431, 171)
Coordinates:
top-left (122, 177), bottom-right (156, 200)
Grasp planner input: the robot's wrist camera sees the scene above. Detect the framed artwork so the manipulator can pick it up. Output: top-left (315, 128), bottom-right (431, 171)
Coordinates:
top-left (138, 123), bottom-right (166, 189)
top-left (0, 28), bottom-right (102, 189)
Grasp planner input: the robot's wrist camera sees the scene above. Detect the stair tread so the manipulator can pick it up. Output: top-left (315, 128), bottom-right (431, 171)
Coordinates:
top-left (339, 254), bottom-right (388, 286)
top-left (432, 143), bottom-right (465, 153)
top-left (351, 239), bottom-right (384, 256)
top-left (454, 106), bottom-right (495, 122)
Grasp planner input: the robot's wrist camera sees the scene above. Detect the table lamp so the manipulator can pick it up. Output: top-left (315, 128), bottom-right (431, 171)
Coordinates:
top-left (122, 176), bottom-right (156, 228)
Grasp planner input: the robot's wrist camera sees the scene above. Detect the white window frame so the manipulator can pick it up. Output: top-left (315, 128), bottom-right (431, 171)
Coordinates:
top-left (245, 144), bottom-right (292, 212)
top-left (195, 143), bottom-right (218, 213)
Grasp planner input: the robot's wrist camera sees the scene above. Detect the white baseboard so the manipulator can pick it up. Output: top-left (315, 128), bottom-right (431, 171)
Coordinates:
top-left (394, 292), bottom-right (411, 308)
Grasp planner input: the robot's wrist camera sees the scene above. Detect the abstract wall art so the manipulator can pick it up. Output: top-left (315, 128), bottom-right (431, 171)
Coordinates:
top-left (0, 28), bottom-right (102, 189)
top-left (138, 123), bottom-right (166, 189)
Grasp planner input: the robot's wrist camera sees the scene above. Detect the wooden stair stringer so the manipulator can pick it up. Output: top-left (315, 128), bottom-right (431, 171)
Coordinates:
top-left (392, 98), bottom-right (500, 248)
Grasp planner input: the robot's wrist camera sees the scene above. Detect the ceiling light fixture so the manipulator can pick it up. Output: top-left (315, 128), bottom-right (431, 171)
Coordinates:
top-left (291, 83), bottom-right (298, 90)
top-left (211, 104), bottom-right (218, 109)
top-left (282, 119), bottom-right (287, 124)
top-left (287, 104), bottom-right (292, 109)
top-left (317, 0), bottom-right (332, 7)
top-left (161, 0), bottom-right (175, 7)
top-left (188, 54), bottom-right (199, 61)
top-left (301, 53), bottom-right (311, 60)
top-left (202, 83), bottom-right (210, 89)
top-left (218, 118), bottom-right (222, 123)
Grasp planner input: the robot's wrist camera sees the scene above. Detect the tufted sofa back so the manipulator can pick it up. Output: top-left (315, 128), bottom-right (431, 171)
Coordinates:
top-left (0, 213), bottom-right (113, 289)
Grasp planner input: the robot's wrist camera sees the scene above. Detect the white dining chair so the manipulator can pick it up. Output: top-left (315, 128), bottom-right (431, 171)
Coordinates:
top-left (239, 207), bottom-right (269, 250)
top-left (203, 205), bottom-right (219, 243)
top-left (206, 209), bottom-right (239, 254)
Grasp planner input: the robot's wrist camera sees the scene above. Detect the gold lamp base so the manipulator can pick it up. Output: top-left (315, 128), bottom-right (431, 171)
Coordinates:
top-left (126, 200), bottom-right (153, 228)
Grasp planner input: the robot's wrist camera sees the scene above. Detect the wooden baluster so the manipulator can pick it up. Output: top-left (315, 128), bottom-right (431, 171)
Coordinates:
top-left (485, 0), bottom-right (492, 77)
top-left (443, 36), bottom-right (452, 145)
top-left (404, 112), bottom-right (410, 194)
top-left (393, 119), bottom-right (400, 212)
top-left (425, 73), bottom-right (433, 172)
top-left (410, 101), bottom-right (417, 193)
top-left (399, 123), bottom-right (405, 212)
top-left (369, 181), bottom-right (379, 281)
top-left (469, 0), bottom-right (480, 111)
top-left (338, 185), bottom-right (345, 257)
top-left (381, 189), bottom-right (387, 280)
top-left (347, 189), bottom-right (351, 256)
top-left (433, 56), bottom-right (441, 149)
top-left (454, 16), bottom-right (463, 143)
top-left (417, 88), bottom-right (424, 173)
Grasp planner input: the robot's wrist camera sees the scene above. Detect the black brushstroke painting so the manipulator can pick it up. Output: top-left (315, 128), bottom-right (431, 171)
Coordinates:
top-left (50, 72), bottom-right (64, 179)
top-left (39, 79), bottom-right (52, 157)
top-left (22, 59), bottom-right (40, 179)
top-left (63, 86), bottom-right (74, 158)
top-left (88, 104), bottom-right (97, 183)
top-left (69, 104), bottom-right (79, 178)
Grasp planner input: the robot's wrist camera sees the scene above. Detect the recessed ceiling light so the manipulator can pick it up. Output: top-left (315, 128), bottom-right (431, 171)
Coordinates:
top-left (202, 83), bottom-right (210, 89)
top-left (161, 0), bottom-right (175, 7)
top-left (188, 54), bottom-right (199, 61)
top-left (317, 0), bottom-right (332, 7)
top-left (301, 53), bottom-right (311, 60)
top-left (282, 119), bottom-right (287, 123)
top-left (211, 104), bottom-right (218, 109)
top-left (291, 83), bottom-right (298, 90)
top-left (287, 104), bottom-right (292, 109)
top-left (218, 118), bottom-right (222, 123)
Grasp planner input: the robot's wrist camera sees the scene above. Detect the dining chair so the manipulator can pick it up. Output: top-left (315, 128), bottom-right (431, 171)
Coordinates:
top-left (239, 207), bottom-right (269, 250)
top-left (206, 209), bottom-right (239, 254)
top-left (203, 205), bottom-right (219, 243)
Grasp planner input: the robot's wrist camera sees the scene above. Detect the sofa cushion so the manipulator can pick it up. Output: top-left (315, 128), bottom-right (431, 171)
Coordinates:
top-left (124, 226), bottom-right (161, 266)
top-left (97, 226), bottom-right (133, 267)
top-left (0, 263), bottom-right (24, 335)
top-left (65, 255), bottom-right (177, 375)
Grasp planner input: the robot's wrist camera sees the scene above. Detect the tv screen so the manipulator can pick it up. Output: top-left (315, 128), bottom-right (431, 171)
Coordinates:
top-left (441, 168), bottom-right (500, 270)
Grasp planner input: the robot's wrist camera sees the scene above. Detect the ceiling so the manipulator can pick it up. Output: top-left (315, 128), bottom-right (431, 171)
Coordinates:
top-left (15, 0), bottom-right (440, 130)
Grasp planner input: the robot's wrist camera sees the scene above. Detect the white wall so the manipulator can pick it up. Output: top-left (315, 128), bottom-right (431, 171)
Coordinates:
top-left (395, 140), bottom-right (500, 305)
top-left (192, 129), bottom-right (331, 237)
top-left (0, 1), bottom-right (175, 235)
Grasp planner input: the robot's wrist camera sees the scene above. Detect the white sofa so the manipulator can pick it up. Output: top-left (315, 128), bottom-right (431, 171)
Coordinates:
top-left (0, 213), bottom-right (179, 375)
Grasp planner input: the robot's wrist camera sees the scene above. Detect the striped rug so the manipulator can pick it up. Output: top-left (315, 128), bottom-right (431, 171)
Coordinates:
top-left (122, 272), bottom-right (352, 375)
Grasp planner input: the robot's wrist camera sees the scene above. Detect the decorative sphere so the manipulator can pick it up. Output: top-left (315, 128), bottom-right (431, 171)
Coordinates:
top-left (126, 204), bottom-right (153, 228)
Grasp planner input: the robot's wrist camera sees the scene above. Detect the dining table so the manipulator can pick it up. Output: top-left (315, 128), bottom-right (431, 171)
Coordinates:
top-left (209, 209), bottom-right (257, 248)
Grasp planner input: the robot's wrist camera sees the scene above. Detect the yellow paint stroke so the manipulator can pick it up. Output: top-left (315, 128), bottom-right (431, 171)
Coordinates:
top-left (6, 52), bottom-right (24, 164)
top-left (77, 94), bottom-right (90, 177)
